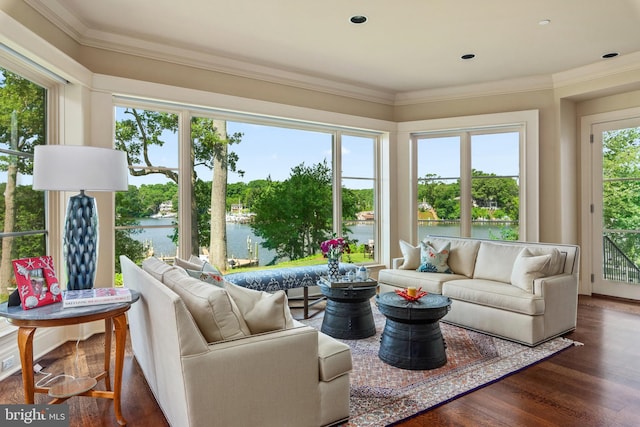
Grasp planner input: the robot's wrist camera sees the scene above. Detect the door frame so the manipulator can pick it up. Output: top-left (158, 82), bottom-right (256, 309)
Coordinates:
top-left (580, 106), bottom-right (640, 298)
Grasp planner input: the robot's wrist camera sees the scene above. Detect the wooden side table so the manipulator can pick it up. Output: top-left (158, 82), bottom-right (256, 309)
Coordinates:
top-left (0, 290), bottom-right (139, 426)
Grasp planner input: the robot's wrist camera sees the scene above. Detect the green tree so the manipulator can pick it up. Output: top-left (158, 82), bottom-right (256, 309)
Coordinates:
top-left (251, 161), bottom-right (334, 262)
top-left (602, 127), bottom-right (640, 264)
top-left (0, 68), bottom-right (46, 298)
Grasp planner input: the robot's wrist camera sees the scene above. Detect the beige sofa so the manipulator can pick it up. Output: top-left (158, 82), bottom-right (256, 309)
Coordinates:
top-left (121, 256), bottom-right (352, 427)
top-left (377, 236), bottom-right (580, 346)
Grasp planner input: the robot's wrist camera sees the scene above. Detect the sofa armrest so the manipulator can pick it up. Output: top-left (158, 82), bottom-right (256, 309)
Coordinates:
top-left (182, 325), bottom-right (322, 426)
top-left (534, 274), bottom-right (579, 336)
top-left (392, 257), bottom-right (405, 269)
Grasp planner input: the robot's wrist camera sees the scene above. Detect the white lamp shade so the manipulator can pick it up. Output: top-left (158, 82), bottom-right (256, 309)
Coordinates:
top-left (33, 145), bottom-right (129, 192)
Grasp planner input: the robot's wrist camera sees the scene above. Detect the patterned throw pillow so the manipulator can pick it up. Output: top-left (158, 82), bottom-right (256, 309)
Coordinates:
top-left (191, 262), bottom-right (225, 287)
top-left (176, 257), bottom-right (225, 287)
top-left (417, 241), bottom-right (452, 273)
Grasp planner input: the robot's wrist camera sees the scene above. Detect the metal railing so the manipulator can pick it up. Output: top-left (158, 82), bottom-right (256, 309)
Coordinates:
top-left (603, 236), bottom-right (640, 284)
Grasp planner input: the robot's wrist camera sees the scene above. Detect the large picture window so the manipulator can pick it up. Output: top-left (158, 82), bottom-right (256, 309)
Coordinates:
top-left (0, 66), bottom-right (47, 305)
top-left (115, 101), bottom-right (380, 272)
top-left (416, 128), bottom-right (521, 241)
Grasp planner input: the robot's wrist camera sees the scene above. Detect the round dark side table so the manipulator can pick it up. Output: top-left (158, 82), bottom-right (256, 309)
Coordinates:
top-left (318, 282), bottom-right (378, 339)
top-left (0, 290), bottom-right (140, 426)
top-left (376, 291), bottom-right (452, 370)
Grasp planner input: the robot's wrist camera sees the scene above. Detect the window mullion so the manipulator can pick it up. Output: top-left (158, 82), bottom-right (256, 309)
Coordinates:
top-left (460, 132), bottom-right (472, 237)
top-left (333, 132), bottom-right (342, 236)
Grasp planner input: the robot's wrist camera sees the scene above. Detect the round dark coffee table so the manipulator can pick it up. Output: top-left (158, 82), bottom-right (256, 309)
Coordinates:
top-left (376, 291), bottom-right (452, 370)
top-left (318, 282), bottom-right (378, 339)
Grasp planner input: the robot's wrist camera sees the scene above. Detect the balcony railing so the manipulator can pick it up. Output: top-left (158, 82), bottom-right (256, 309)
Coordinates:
top-left (603, 235), bottom-right (640, 284)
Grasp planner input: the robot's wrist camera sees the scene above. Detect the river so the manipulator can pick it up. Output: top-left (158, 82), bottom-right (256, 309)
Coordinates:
top-left (131, 218), bottom-right (516, 265)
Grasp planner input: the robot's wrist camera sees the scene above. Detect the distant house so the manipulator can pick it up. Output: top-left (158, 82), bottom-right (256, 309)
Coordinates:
top-left (356, 211), bottom-right (375, 221)
top-left (230, 203), bottom-right (243, 214)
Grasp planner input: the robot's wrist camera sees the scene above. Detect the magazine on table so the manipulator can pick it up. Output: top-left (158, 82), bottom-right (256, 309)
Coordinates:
top-left (62, 287), bottom-right (132, 308)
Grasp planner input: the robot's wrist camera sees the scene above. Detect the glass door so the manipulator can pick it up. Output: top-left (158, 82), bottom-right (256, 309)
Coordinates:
top-left (591, 117), bottom-right (640, 299)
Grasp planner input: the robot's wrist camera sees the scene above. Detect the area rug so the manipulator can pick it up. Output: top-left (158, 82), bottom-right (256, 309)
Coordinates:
top-left (300, 303), bottom-right (581, 427)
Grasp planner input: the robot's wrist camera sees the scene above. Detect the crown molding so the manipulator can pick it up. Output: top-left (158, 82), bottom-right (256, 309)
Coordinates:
top-left (21, 0), bottom-right (640, 107)
top-left (394, 75), bottom-right (554, 105)
top-left (552, 51), bottom-right (640, 89)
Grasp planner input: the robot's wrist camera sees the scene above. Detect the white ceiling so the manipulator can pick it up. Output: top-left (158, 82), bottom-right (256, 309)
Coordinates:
top-left (26, 0), bottom-right (640, 102)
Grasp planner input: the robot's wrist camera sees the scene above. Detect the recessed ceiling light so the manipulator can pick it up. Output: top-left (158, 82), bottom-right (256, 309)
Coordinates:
top-left (538, 19), bottom-right (551, 26)
top-left (602, 52), bottom-right (619, 59)
top-left (350, 15), bottom-right (367, 24)
top-left (461, 54), bottom-right (475, 60)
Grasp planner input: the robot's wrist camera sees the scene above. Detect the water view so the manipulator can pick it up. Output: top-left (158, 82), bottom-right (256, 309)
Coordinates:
top-left (132, 218), bottom-right (516, 266)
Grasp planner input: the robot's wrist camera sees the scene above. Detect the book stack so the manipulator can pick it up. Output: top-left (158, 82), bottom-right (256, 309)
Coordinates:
top-left (62, 287), bottom-right (132, 308)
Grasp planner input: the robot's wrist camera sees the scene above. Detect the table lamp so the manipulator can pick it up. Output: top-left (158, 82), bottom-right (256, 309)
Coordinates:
top-left (33, 145), bottom-right (129, 290)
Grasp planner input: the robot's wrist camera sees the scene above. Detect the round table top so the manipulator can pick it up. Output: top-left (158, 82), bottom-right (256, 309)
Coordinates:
top-left (377, 291), bottom-right (451, 309)
top-left (0, 289), bottom-right (140, 325)
top-left (376, 291), bottom-right (451, 322)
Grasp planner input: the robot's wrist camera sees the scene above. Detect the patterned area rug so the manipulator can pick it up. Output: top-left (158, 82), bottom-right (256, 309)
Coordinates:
top-left (300, 303), bottom-right (580, 426)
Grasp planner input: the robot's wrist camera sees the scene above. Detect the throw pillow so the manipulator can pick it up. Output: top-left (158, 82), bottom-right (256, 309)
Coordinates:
top-left (174, 256), bottom-right (204, 271)
top-left (417, 241), bottom-right (452, 273)
top-left (398, 240), bottom-right (421, 270)
top-left (175, 256), bottom-right (225, 287)
top-left (511, 248), bottom-right (552, 293)
top-left (224, 282), bottom-right (295, 334)
top-left (171, 276), bottom-right (250, 342)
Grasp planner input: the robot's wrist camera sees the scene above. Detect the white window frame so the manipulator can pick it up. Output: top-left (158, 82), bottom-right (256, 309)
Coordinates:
top-left (397, 110), bottom-right (539, 243)
top-left (113, 96), bottom-right (382, 262)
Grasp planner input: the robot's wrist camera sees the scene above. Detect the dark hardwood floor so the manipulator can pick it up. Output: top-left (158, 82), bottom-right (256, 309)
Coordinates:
top-left (1, 295), bottom-right (639, 426)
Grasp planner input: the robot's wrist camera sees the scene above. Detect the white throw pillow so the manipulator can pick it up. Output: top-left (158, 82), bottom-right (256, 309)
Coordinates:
top-left (511, 248), bottom-right (552, 293)
top-left (224, 282), bottom-right (295, 334)
top-left (398, 240), bottom-right (421, 270)
top-left (417, 241), bottom-right (452, 273)
top-left (171, 276), bottom-right (250, 342)
top-left (174, 256), bottom-right (204, 271)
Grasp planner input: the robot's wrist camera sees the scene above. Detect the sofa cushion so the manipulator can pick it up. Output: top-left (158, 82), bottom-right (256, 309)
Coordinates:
top-left (224, 282), bottom-right (295, 334)
top-left (426, 237), bottom-right (481, 277)
top-left (317, 330), bottom-right (353, 382)
top-left (162, 266), bottom-right (189, 288)
top-left (169, 275), bottom-right (250, 342)
top-left (378, 269), bottom-right (463, 294)
top-left (398, 240), bottom-right (421, 270)
top-left (511, 248), bottom-right (552, 293)
top-left (417, 241), bottom-right (452, 273)
top-left (443, 279), bottom-right (545, 316)
top-left (525, 247), bottom-right (565, 276)
top-left (142, 256), bottom-right (176, 282)
top-left (473, 242), bottom-right (524, 283)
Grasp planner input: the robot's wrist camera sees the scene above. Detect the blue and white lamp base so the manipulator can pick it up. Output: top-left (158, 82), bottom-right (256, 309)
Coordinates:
top-left (64, 191), bottom-right (98, 290)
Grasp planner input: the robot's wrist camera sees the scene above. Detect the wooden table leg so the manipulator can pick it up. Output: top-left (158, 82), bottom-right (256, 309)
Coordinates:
top-left (304, 287), bottom-right (309, 319)
top-left (112, 314), bottom-right (127, 426)
top-left (17, 327), bottom-right (37, 404)
top-left (103, 317), bottom-right (113, 391)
